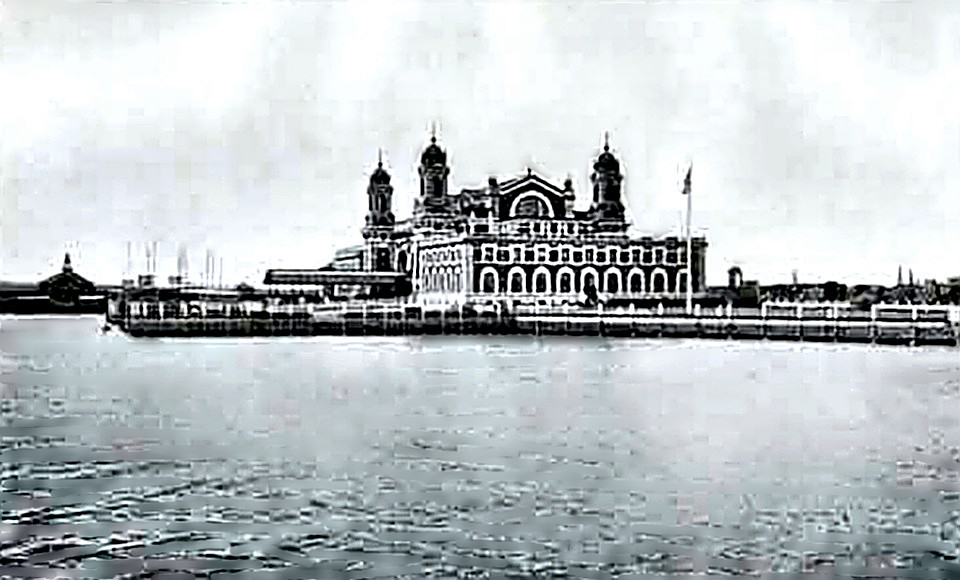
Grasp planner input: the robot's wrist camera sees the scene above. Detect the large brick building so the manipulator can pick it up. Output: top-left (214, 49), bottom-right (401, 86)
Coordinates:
top-left (270, 134), bottom-right (708, 308)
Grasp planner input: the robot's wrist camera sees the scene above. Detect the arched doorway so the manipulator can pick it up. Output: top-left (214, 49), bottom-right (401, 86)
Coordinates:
top-left (652, 269), bottom-right (668, 293)
top-left (508, 267), bottom-right (526, 293)
top-left (605, 268), bottom-right (621, 294)
top-left (628, 268), bottom-right (645, 293)
top-left (581, 268), bottom-right (599, 293)
top-left (557, 268), bottom-right (575, 293)
top-left (533, 267), bottom-right (550, 293)
top-left (481, 267), bottom-right (498, 293)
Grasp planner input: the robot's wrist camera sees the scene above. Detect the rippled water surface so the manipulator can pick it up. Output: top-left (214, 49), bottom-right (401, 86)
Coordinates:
top-left (3, 316), bottom-right (960, 578)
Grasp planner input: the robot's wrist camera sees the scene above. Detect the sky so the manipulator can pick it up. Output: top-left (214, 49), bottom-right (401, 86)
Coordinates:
top-left (1, 0), bottom-right (958, 287)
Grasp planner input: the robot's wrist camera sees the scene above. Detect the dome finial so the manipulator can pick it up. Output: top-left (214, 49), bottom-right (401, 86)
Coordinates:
top-left (377, 147), bottom-right (383, 169)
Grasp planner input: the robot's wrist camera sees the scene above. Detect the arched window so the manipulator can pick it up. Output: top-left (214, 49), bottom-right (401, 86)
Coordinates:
top-left (533, 267), bottom-right (550, 293)
top-left (605, 269), bottom-right (621, 294)
top-left (509, 192), bottom-right (554, 218)
top-left (557, 268), bottom-right (575, 293)
top-left (581, 268), bottom-right (599, 293)
top-left (508, 267), bottom-right (526, 293)
top-left (515, 197), bottom-right (550, 217)
top-left (652, 268), bottom-right (668, 293)
top-left (481, 268), bottom-right (498, 293)
top-left (628, 269), bottom-right (645, 293)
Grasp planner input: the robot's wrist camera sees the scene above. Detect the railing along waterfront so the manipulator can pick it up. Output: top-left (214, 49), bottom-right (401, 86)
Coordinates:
top-left (114, 293), bottom-right (959, 345)
top-left (511, 302), bottom-right (959, 345)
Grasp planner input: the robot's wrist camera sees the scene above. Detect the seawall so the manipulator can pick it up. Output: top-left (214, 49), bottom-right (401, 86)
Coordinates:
top-left (114, 310), bottom-right (958, 346)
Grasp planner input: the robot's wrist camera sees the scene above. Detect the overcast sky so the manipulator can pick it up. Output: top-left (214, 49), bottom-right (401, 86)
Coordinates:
top-left (1, 0), bottom-right (958, 286)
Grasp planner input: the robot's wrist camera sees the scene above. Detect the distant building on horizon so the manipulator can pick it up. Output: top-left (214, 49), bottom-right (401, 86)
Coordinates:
top-left (0, 253), bottom-right (110, 314)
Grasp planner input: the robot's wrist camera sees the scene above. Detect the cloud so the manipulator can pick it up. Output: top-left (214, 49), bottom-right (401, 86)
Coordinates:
top-left (1, 1), bottom-right (957, 285)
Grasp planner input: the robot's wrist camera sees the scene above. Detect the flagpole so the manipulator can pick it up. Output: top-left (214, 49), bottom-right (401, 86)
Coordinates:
top-left (685, 164), bottom-right (693, 315)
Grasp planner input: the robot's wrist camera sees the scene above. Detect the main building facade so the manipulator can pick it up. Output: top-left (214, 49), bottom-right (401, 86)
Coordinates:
top-left (266, 134), bottom-right (707, 308)
top-left (353, 134), bottom-right (707, 308)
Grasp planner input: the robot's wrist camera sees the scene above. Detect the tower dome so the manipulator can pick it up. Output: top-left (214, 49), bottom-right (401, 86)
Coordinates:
top-left (365, 150), bottom-right (395, 228)
top-left (416, 132), bottom-right (451, 216)
top-left (589, 134), bottom-right (625, 221)
top-left (594, 142), bottom-right (620, 173)
top-left (370, 157), bottom-right (391, 185)
top-left (420, 136), bottom-right (446, 167)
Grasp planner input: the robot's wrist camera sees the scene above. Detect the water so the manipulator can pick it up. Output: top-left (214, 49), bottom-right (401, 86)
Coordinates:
top-left (2, 316), bottom-right (960, 578)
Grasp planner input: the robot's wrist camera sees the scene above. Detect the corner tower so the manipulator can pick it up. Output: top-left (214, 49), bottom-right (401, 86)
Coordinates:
top-left (414, 133), bottom-right (451, 216)
top-left (365, 150), bottom-right (395, 227)
top-left (362, 151), bottom-right (397, 272)
top-left (590, 134), bottom-right (626, 221)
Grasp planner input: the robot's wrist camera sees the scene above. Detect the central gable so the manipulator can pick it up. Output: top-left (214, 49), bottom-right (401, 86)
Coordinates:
top-left (498, 172), bottom-right (566, 220)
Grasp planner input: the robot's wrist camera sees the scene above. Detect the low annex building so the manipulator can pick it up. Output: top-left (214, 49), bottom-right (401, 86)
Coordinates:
top-left (266, 134), bottom-right (707, 308)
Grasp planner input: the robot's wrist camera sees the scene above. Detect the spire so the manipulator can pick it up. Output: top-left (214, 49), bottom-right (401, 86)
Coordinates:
top-left (430, 121), bottom-right (438, 144)
top-left (370, 149), bottom-right (391, 183)
top-left (909, 268), bottom-right (914, 286)
top-left (62, 252), bottom-right (73, 273)
top-left (603, 131), bottom-right (610, 152)
top-left (898, 265), bottom-right (903, 286)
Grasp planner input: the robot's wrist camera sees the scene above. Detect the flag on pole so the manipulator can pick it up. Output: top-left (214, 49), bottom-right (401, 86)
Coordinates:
top-left (681, 164), bottom-right (692, 195)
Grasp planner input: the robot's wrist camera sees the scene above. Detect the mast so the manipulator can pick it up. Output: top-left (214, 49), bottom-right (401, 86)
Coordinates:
top-left (682, 162), bottom-right (693, 315)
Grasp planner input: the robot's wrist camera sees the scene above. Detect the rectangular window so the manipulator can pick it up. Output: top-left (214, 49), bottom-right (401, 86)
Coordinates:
top-left (482, 245), bottom-right (494, 262)
top-left (642, 249), bottom-right (653, 264)
top-left (550, 223), bottom-right (558, 234)
top-left (597, 250), bottom-right (606, 264)
top-left (536, 247), bottom-right (547, 262)
top-left (497, 249), bottom-right (510, 262)
top-left (514, 247), bottom-right (522, 262)
top-left (679, 247), bottom-right (687, 264)
top-left (632, 249), bottom-right (642, 264)
top-left (573, 250), bottom-right (583, 264)
top-left (585, 248), bottom-right (594, 262)
top-left (548, 249), bottom-right (559, 262)
top-left (524, 249), bottom-right (535, 262)
top-left (666, 250), bottom-right (678, 264)
top-left (561, 247), bottom-right (570, 262)
top-left (621, 250), bottom-right (630, 264)
top-left (655, 248), bottom-right (665, 264)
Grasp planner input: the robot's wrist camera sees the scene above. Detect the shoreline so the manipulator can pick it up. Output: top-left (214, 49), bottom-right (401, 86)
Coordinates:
top-left (106, 312), bottom-right (958, 346)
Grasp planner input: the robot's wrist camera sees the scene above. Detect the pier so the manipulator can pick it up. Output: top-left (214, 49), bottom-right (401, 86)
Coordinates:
top-left (111, 298), bottom-right (960, 346)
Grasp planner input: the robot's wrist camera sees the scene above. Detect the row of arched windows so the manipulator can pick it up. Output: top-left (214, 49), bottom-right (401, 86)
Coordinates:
top-left (477, 266), bottom-right (688, 295)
